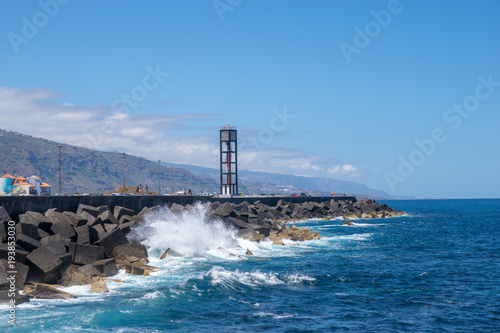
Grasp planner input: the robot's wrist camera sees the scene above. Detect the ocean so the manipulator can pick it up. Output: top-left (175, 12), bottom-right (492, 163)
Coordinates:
top-left (2, 199), bottom-right (499, 332)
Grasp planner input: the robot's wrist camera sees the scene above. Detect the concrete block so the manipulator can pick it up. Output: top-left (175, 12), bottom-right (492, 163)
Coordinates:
top-left (96, 228), bottom-right (129, 257)
top-left (73, 244), bottom-right (105, 265)
top-left (91, 258), bottom-right (118, 277)
top-left (25, 246), bottom-right (62, 284)
top-left (16, 234), bottom-right (40, 252)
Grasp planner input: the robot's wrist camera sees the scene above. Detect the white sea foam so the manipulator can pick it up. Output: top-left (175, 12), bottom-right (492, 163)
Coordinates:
top-left (128, 202), bottom-right (238, 258)
top-left (205, 266), bottom-right (315, 287)
top-left (253, 311), bottom-right (297, 319)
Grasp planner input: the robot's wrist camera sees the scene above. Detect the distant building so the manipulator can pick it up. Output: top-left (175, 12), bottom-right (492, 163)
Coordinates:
top-left (0, 174), bottom-right (51, 195)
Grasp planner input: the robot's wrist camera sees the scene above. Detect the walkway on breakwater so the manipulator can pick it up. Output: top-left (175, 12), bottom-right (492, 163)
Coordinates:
top-left (0, 195), bottom-right (357, 220)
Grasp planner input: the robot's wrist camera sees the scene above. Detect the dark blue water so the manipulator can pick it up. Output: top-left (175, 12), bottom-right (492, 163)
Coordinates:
top-left (2, 199), bottom-right (499, 332)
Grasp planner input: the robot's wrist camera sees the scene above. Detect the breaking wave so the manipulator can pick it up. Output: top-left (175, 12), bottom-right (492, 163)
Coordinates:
top-left (128, 202), bottom-right (238, 258)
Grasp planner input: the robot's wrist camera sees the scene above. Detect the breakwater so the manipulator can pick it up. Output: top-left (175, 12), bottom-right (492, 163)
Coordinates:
top-left (0, 195), bottom-right (357, 221)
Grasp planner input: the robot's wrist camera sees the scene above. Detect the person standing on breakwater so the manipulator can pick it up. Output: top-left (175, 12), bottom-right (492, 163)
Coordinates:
top-left (188, 189), bottom-right (192, 196)
top-left (183, 189), bottom-right (186, 195)
top-left (139, 184), bottom-right (143, 195)
top-left (145, 184), bottom-right (149, 195)
top-left (136, 185), bottom-right (140, 195)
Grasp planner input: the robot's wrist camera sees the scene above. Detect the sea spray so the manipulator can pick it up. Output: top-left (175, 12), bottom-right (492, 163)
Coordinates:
top-left (128, 202), bottom-right (239, 258)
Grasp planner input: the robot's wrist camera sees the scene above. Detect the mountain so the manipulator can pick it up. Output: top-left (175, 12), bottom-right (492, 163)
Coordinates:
top-left (0, 129), bottom-right (220, 194)
top-left (1, 129), bottom-right (394, 198)
top-left (175, 164), bottom-right (394, 199)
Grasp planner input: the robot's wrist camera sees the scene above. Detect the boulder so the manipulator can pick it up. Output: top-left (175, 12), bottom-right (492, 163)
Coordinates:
top-left (0, 244), bottom-right (29, 264)
top-left (98, 210), bottom-right (119, 225)
top-left (77, 204), bottom-right (100, 218)
top-left (0, 206), bottom-right (12, 222)
top-left (16, 234), bottom-right (40, 252)
top-left (103, 223), bottom-right (118, 233)
top-left (227, 217), bottom-right (250, 229)
top-left (79, 211), bottom-right (98, 225)
top-left (111, 243), bottom-right (148, 262)
top-left (170, 203), bottom-right (185, 214)
top-left (74, 225), bottom-right (99, 245)
top-left (0, 260), bottom-right (29, 288)
top-left (0, 290), bottom-right (30, 305)
top-left (23, 283), bottom-right (77, 300)
top-left (16, 222), bottom-right (40, 241)
top-left (237, 228), bottom-right (262, 242)
top-left (246, 249), bottom-right (253, 255)
top-left (40, 234), bottom-right (67, 255)
top-left (90, 279), bottom-right (109, 292)
top-left (91, 258), bottom-right (118, 277)
top-left (25, 247), bottom-right (62, 284)
top-left (119, 221), bottom-right (136, 234)
top-left (160, 248), bottom-right (182, 259)
top-left (214, 202), bottom-right (237, 218)
top-left (59, 265), bottom-right (94, 287)
top-left (73, 244), bottom-right (105, 265)
top-left (96, 228), bottom-right (129, 257)
top-left (113, 206), bottom-right (135, 222)
top-left (50, 220), bottom-right (76, 239)
top-left (63, 212), bottom-right (88, 227)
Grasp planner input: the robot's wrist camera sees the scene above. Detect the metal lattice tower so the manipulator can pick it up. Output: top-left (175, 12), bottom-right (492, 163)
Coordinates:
top-left (220, 125), bottom-right (238, 196)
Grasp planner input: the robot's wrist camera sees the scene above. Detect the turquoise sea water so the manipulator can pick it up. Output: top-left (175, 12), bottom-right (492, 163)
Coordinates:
top-left (1, 199), bottom-right (499, 332)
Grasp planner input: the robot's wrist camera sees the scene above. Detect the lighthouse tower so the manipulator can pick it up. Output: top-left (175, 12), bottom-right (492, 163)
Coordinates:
top-left (220, 125), bottom-right (238, 196)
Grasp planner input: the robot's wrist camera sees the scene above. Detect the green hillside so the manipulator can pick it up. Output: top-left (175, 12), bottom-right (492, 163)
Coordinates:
top-left (0, 129), bottom-right (221, 194)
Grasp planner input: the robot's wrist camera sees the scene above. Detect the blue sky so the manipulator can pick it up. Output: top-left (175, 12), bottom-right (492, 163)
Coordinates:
top-left (1, 0), bottom-right (499, 198)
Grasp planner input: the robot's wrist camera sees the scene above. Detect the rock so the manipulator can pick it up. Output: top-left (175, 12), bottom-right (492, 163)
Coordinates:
top-left (119, 221), bottom-right (136, 234)
top-left (91, 258), bottom-right (118, 277)
top-left (237, 228), bottom-right (263, 242)
top-left (25, 247), bottom-right (62, 284)
top-left (113, 206), bottom-right (135, 222)
top-left (0, 290), bottom-right (30, 305)
top-left (63, 212), bottom-right (88, 227)
top-left (98, 210), bottom-right (119, 225)
top-left (74, 225), bottom-right (99, 245)
top-left (16, 234), bottom-right (40, 252)
top-left (246, 249), bottom-right (253, 255)
top-left (90, 279), bottom-right (109, 292)
top-left (40, 234), bottom-right (67, 255)
top-left (0, 260), bottom-right (29, 288)
top-left (344, 220), bottom-right (355, 226)
top-left (91, 224), bottom-right (107, 239)
top-left (96, 228), bottom-right (129, 257)
top-left (111, 243), bottom-right (148, 263)
top-left (73, 244), bottom-right (105, 265)
top-left (227, 217), bottom-right (250, 229)
top-left (0, 221), bottom-right (8, 243)
top-left (16, 222), bottom-right (40, 241)
top-left (79, 211), bottom-right (98, 226)
top-left (60, 265), bottom-right (94, 287)
top-left (119, 215), bottom-right (135, 225)
top-left (103, 223), bottom-right (118, 233)
top-left (170, 203), bottom-right (185, 214)
top-left (50, 220), bottom-right (76, 239)
top-left (0, 244), bottom-right (28, 265)
top-left (214, 202), bottom-right (237, 218)
top-left (77, 204), bottom-right (100, 218)
top-left (19, 211), bottom-right (52, 230)
top-left (160, 248), bottom-right (182, 259)
top-left (23, 283), bottom-right (77, 299)
top-left (0, 206), bottom-right (12, 222)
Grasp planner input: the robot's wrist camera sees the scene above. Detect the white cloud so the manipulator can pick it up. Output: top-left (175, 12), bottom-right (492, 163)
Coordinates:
top-left (327, 164), bottom-right (363, 179)
top-left (0, 86), bottom-right (367, 180)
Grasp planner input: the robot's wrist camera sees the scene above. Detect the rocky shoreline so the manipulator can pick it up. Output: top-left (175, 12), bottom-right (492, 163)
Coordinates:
top-left (0, 198), bottom-right (404, 304)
